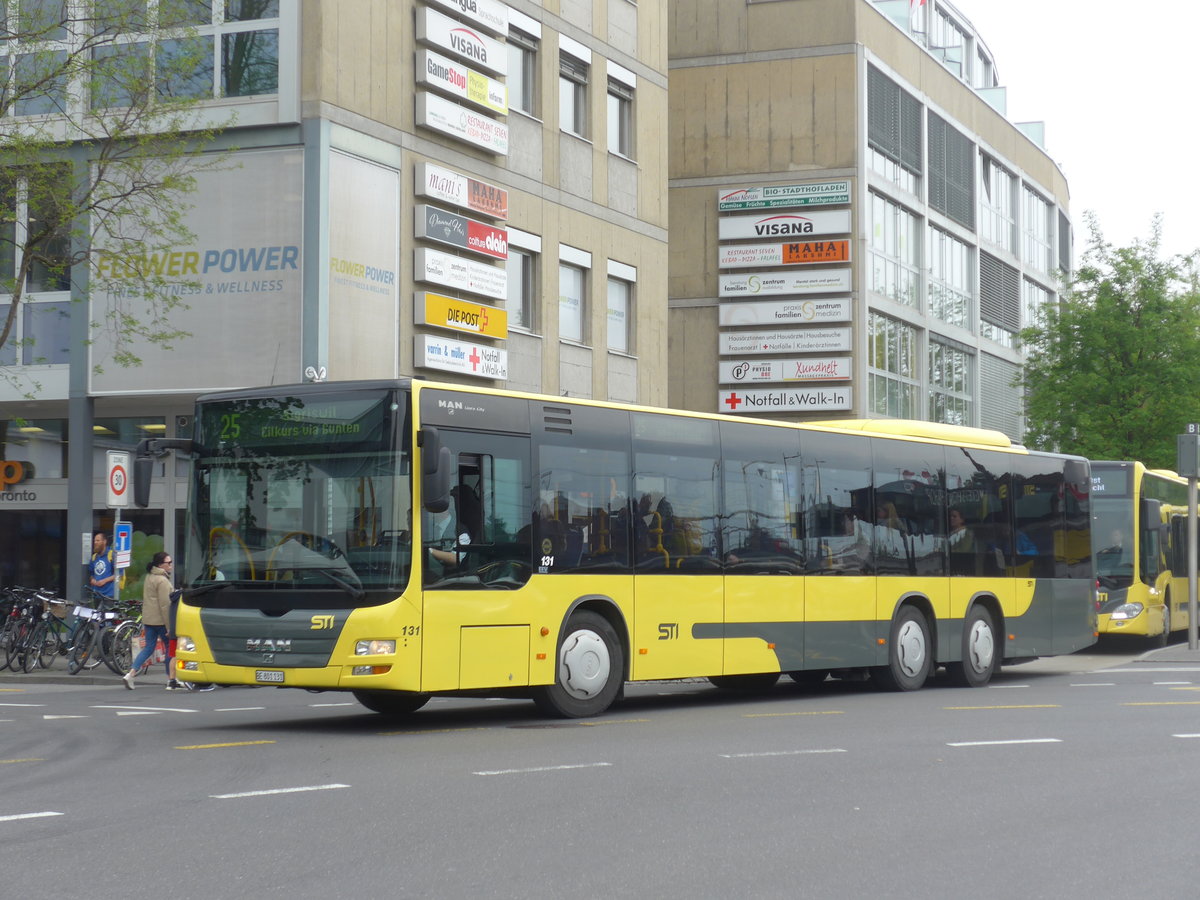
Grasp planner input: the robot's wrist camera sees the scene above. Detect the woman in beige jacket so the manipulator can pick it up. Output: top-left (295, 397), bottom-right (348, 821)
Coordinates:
top-left (122, 551), bottom-right (173, 690)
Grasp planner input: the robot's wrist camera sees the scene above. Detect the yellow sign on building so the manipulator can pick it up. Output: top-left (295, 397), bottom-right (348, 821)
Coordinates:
top-left (416, 291), bottom-right (508, 339)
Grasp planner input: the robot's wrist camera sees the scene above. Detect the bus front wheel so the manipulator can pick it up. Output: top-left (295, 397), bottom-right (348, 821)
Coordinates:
top-left (871, 606), bottom-right (932, 692)
top-left (353, 690), bottom-right (430, 716)
top-left (533, 611), bottom-right (624, 718)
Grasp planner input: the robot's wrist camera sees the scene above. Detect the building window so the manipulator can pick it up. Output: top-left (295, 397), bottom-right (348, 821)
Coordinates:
top-left (0, 416), bottom-right (67, 478)
top-left (928, 113), bottom-right (974, 230)
top-left (869, 192), bottom-right (920, 307)
top-left (929, 6), bottom-right (968, 80)
top-left (606, 276), bottom-right (632, 353)
top-left (980, 250), bottom-right (1020, 347)
top-left (929, 342), bottom-right (973, 426)
top-left (928, 227), bottom-right (973, 330)
top-left (868, 313), bottom-right (919, 419)
top-left (506, 247), bottom-right (536, 331)
top-left (867, 64), bottom-right (922, 192)
top-left (221, 26), bottom-right (278, 96)
top-left (559, 262), bottom-right (586, 342)
top-left (1023, 278), bottom-right (1051, 330)
top-left (507, 28), bottom-right (537, 115)
top-left (606, 78), bottom-right (633, 157)
top-left (1022, 186), bottom-right (1053, 276)
top-left (559, 53), bottom-right (588, 137)
top-left (0, 170), bottom-right (71, 294)
top-left (979, 156), bottom-right (1015, 254)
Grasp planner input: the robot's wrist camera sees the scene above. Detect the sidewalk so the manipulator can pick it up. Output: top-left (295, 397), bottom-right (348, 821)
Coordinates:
top-left (1135, 643), bottom-right (1200, 664)
top-left (0, 666), bottom-right (168, 688)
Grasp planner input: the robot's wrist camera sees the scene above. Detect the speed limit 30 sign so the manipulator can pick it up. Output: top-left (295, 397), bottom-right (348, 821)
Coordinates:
top-left (106, 450), bottom-right (131, 508)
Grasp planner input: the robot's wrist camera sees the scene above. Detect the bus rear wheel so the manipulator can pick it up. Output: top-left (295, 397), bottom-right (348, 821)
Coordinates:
top-left (353, 690), bottom-right (430, 716)
top-left (533, 611), bottom-right (623, 718)
top-left (871, 606), bottom-right (932, 692)
top-left (947, 605), bottom-right (997, 687)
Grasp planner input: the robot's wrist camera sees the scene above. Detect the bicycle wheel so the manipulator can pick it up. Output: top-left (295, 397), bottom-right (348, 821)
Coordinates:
top-left (0, 622), bottom-right (15, 671)
top-left (29, 621), bottom-right (56, 671)
top-left (67, 621), bottom-right (99, 675)
top-left (105, 622), bottom-right (137, 675)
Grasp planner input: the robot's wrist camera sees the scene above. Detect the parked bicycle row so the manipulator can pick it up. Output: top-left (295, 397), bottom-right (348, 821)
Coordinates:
top-left (0, 585), bottom-right (142, 676)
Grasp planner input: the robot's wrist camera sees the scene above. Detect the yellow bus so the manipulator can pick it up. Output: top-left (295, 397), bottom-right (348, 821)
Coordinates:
top-left (1091, 461), bottom-right (1189, 645)
top-left (134, 379), bottom-right (1096, 717)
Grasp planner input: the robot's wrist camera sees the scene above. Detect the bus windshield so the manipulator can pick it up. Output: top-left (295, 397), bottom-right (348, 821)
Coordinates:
top-left (1092, 497), bottom-right (1134, 588)
top-left (182, 388), bottom-right (412, 608)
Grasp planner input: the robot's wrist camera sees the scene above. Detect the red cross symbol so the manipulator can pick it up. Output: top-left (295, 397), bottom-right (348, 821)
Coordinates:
top-left (469, 347), bottom-right (481, 370)
top-left (724, 392), bottom-right (742, 410)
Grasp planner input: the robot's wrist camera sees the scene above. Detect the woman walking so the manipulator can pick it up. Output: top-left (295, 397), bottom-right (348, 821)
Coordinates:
top-left (122, 552), bottom-right (173, 690)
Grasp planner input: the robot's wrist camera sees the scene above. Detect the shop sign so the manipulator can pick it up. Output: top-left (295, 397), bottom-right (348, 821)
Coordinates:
top-left (719, 327), bottom-right (852, 356)
top-left (415, 291), bottom-right (508, 339)
top-left (719, 297), bottom-right (850, 327)
top-left (719, 357), bottom-right (851, 384)
top-left (416, 7), bottom-right (507, 76)
top-left (415, 334), bottom-right (508, 380)
top-left (414, 247), bottom-right (507, 300)
top-left (719, 268), bottom-right (849, 298)
top-left (416, 162), bottom-right (508, 220)
top-left (416, 49), bottom-right (508, 114)
top-left (426, 0), bottom-right (509, 36)
top-left (717, 180), bottom-right (851, 211)
top-left (719, 387), bottom-right (852, 413)
top-left (718, 210), bottom-right (851, 241)
top-left (416, 91), bottom-right (509, 155)
top-left (0, 459), bottom-right (35, 501)
top-left (414, 205), bottom-right (508, 260)
top-left (719, 239), bottom-right (851, 269)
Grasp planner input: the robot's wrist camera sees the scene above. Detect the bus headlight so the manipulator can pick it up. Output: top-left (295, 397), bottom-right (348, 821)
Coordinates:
top-left (355, 640), bottom-right (396, 656)
top-left (178, 636), bottom-right (196, 652)
top-left (1110, 603), bottom-right (1144, 620)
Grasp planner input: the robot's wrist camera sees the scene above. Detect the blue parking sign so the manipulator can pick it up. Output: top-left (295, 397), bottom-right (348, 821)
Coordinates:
top-left (115, 522), bottom-right (132, 569)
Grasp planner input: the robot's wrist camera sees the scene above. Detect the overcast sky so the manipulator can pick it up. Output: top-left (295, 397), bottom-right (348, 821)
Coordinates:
top-left (948, 0), bottom-right (1200, 264)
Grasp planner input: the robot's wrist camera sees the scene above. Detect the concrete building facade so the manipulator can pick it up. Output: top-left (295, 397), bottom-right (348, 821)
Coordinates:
top-left (667, 0), bottom-right (1071, 437)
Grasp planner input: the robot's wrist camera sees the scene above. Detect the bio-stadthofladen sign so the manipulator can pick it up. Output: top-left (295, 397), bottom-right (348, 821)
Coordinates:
top-left (416, 334), bottom-right (508, 380)
top-left (717, 180), bottom-right (851, 211)
top-left (719, 298), bottom-right (851, 327)
top-left (719, 387), bottom-right (852, 414)
top-left (415, 291), bottom-right (508, 339)
top-left (719, 268), bottom-right (850, 298)
top-left (719, 327), bottom-right (852, 356)
top-left (718, 210), bottom-right (851, 241)
top-left (719, 240), bottom-right (851, 269)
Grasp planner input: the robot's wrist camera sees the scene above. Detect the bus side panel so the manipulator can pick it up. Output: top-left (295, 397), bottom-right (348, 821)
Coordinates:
top-left (721, 574), bottom-right (803, 674)
top-left (804, 575), bottom-right (877, 668)
top-left (632, 573), bottom-right (723, 680)
top-left (1002, 578), bottom-right (1094, 657)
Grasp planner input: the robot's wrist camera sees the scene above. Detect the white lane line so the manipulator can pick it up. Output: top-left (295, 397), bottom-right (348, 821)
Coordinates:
top-left (117, 711), bottom-right (161, 716)
top-left (308, 702), bottom-right (355, 707)
top-left (987, 684), bottom-right (1030, 689)
top-left (0, 811), bottom-right (63, 822)
top-left (1173, 734), bottom-right (1200, 739)
top-left (0, 703), bottom-right (45, 707)
top-left (720, 749), bottom-right (846, 758)
top-left (1156, 681), bottom-right (1193, 685)
top-left (43, 715), bottom-right (89, 720)
top-left (215, 707), bottom-right (266, 712)
top-left (1106, 667), bottom-right (1200, 673)
top-left (474, 762), bottom-right (613, 776)
top-left (91, 705), bottom-right (197, 713)
top-left (947, 738), bottom-right (1062, 748)
top-left (210, 784), bottom-right (350, 799)
top-left (1070, 683), bottom-right (1115, 687)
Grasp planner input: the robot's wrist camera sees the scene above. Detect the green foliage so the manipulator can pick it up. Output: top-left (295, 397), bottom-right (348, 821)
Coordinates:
top-left (1019, 213), bottom-right (1200, 469)
top-left (0, 0), bottom-right (233, 383)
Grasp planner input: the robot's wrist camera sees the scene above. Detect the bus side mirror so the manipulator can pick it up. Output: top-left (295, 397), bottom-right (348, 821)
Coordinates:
top-left (420, 427), bottom-right (451, 513)
top-left (134, 455), bottom-right (154, 508)
top-left (1141, 498), bottom-right (1163, 527)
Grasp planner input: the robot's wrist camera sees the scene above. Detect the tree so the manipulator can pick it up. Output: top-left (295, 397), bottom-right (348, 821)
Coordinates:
top-left (0, 0), bottom-right (233, 375)
top-left (1019, 213), bottom-right (1200, 469)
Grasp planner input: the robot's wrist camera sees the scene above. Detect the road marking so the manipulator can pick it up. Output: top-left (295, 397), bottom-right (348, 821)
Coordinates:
top-left (0, 688), bottom-right (26, 693)
top-left (1106, 667), bottom-right (1200, 673)
top-left (1122, 700), bottom-right (1200, 706)
top-left (987, 684), bottom-right (1030, 689)
top-left (744, 710), bottom-right (844, 718)
top-left (474, 762), bottom-right (613, 776)
top-left (210, 784), bottom-right (349, 799)
top-left (580, 718), bottom-right (649, 726)
top-left (0, 703), bottom-right (44, 707)
top-left (176, 740), bottom-right (277, 750)
top-left (92, 705), bottom-right (197, 713)
top-left (1070, 683), bottom-right (1115, 687)
top-left (308, 702), bottom-right (355, 707)
top-left (943, 704), bottom-right (1061, 710)
top-left (0, 758), bottom-right (45, 764)
top-left (947, 738), bottom-right (1062, 747)
top-left (1155, 681), bottom-right (1192, 685)
top-left (720, 749), bottom-right (846, 758)
top-left (215, 707), bottom-right (266, 712)
top-left (1173, 734), bottom-right (1200, 739)
top-left (0, 811), bottom-right (62, 822)
top-left (377, 726), bottom-right (490, 736)
top-left (43, 715), bottom-right (89, 719)
top-left (117, 711), bottom-right (161, 716)
top-left (1168, 686), bottom-right (1200, 691)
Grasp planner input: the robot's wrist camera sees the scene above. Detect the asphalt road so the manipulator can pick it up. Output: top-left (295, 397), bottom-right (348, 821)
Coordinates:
top-left (4, 639), bottom-right (1200, 899)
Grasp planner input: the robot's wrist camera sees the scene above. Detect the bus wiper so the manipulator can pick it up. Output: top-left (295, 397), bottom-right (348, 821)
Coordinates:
top-left (308, 567), bottom-right (366, 601)
top-left (184, 581), bottom-right (234, 599)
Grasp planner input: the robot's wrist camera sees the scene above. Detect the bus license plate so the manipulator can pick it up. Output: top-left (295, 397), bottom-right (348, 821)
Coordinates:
top-left (255, 670), bottom-right (285, 684)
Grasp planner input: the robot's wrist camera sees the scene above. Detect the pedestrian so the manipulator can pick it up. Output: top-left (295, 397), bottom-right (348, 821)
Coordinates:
top-left (88, 531), bottom-right (116, 601)
top-left (122, 552), bottom-right (172, 690)
top-left (165, 585), bottom-right (184, 691)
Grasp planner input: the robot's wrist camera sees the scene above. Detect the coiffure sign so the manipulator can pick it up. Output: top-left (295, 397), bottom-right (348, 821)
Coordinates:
top-left (416, 7), bottom-right (507, 77)
top-left (414, 205), bottom-right (508, 260)
top-left (416, 162), bottom-right (509, 220)
top-left (0, 460), bottom-right (35, 501)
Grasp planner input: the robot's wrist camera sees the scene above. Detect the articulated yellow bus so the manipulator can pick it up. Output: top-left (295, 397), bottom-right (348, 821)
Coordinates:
top-left (1091, 461), bottom-right (1189, 644)
top-left (135, 379), bottom-right (1096, 718)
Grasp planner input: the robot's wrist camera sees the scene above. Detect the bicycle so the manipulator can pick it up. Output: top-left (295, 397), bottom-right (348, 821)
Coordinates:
top-left (67, 589), bottom-right (124, 675)
top-left (24, 592), bottom-right (76, 672)
top-left (1, 588), bottom-right (55, 673)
